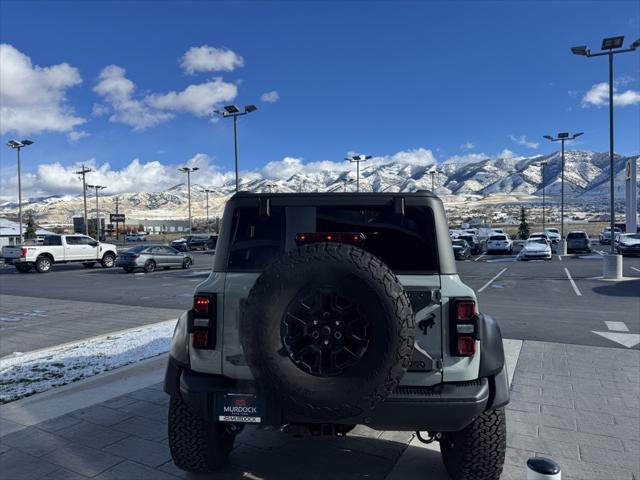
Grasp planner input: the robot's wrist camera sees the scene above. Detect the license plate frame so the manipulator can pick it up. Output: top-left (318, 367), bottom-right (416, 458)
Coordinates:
top-left (215, 393), bottom-right (264, 424)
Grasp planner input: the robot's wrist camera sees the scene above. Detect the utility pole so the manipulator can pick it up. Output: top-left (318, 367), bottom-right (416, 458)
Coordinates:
top-left (115, 197), bottom-right (120, 241)
top-left (345, 155), bottom-right (372, 192)
top-left (179, 167), bottom-right (199, 233)
top-left (539, 161), bottom-right (548, 230)
top-left (204, 189), bottom-right (215, 234)
top-left (5, 139), bottom-right (34, 244)
top-left (429, 169), bottom-right (437, 192)
top-left (87, 184), bottom-right (106, 240)
top-left (75, 165), bottom-right (92, 235)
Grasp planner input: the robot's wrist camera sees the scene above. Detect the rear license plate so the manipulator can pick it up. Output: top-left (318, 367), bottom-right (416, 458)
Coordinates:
top-left (215, 393), bottom-right (264, 424)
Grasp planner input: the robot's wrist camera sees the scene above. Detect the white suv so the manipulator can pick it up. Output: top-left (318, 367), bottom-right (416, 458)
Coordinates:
top-left (486, 234), bottom-right (513, 254)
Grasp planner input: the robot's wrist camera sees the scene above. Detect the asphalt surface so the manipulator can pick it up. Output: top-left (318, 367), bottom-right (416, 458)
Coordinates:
top-left (1, 244), bottom-right (638, 350)
top-left (0, 251), bottom-right (215, 310)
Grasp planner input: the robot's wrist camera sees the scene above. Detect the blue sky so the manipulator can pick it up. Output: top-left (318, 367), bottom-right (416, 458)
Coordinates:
top-left (0, 0), bottom-right (639, 198)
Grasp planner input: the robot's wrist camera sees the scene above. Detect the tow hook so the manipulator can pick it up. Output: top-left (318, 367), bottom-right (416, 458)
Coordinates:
top-left (416, 431), bottom-right (442, 444)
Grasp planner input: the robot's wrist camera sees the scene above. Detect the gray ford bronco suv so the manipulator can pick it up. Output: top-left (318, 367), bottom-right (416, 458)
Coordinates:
top-left (164, 191), bottom-right (509, 480)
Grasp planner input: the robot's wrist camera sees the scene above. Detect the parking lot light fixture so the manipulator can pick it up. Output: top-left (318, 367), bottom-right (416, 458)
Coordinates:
top-left (539, 161), bottom-right (549, 231)
top-left (571, 35), bottom-right (638, 264)
top-left (5, 139), bottom-right (34, 244)
top-left (179, 167), bottom-right (199, 233)
top-left (75, 164), bottom-right (92, 235)
top-left (345, 155), bottom-right (372, 192)
top-left (214, 104), bottom-right (258, 192)
top-left (204, 189), bottom-right (215, 233)
top-left (86, 184), bottom-right (106, 240)
top-left (543, 132), bottom-right (584, 254)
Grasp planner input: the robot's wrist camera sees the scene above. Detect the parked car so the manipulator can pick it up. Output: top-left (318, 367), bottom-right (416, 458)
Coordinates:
top-left (457, 233), bottom-right (482, 254)
top-left (171, 235), bottom-right (216, 251)
top-left (125, 233), bottom-right (147, 242)
top-left (451, 239), bottom-right (471, 260)
top-left (486, 234), bottom-right (513, 254)
top-left (491, 228), bottom-right (505, 235)
top-left (1, 234), bottom-right (117, 273)
top-left (599, 227), bottom-right (621, 245)
top-left (615, 233), bottom-right (640, 256)
top-left (520, 238), bottom-right (552, 261)
top-left (116, 245), bottom-right (193, 273)
top-left (165, 191), bottom-right (509, 479)
top-left (566, 231), bottom-right (591, 253)
top-left (527, 232), bottom-right (552, 242)
top-left (543, 227), bottom-right (561, 244)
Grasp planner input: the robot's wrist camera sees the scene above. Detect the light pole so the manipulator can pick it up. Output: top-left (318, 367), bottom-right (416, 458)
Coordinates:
top-left (543, 132), bottom-right (584, 254)
top-left (572, 36), bottom-right (639, 268)
top-left (428, 168), bottom-right (438, 192)
top-left (75, 164), bottom-right (92, 235)
top-left (5, 139), bottom-right (34, 244)
top-left (204, 189), bottom-right (215, 233)
top-left (179, 167), bottom-right (199, 233)
top-left (342, 178), bottom-right (355, 192)
top-left (214, 104), bottom-right (258, 192)
top-left (345, 155), bottom-right (372, 192)
top-left (86, 184), bottom-right (106, 240)
top-left (539, 161), bottom-right (548, 231)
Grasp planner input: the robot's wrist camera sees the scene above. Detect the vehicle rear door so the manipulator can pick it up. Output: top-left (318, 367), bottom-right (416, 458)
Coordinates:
top-left (63, 236), bottom-right (87, 260)
top-left (159, 246), bottom-right (182, 266)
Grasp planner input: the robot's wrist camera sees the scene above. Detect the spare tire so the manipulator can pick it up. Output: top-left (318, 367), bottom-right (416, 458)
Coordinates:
top-left (241, 242), bottom-right (415, 421)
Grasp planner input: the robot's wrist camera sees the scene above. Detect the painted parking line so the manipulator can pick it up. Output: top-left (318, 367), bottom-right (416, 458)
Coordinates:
top-left (477, 267), bottom-right (507, 293)
top-left (631, 267), bottom-right (640, 273)
top-left (564, 267), bottom-right (582, 297)
top-left (474, 253), bottom-right (487, 262)
top-left (605, 321), bottom-right (629, 332)
top-left (557, 255), bottom-right (563, 261)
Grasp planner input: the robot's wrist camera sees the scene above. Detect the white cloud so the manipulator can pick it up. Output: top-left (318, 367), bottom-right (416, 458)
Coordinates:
top-left (260, 90), bottom-right (279, 103)
top-left (460, 142), bottom-right (475, 150)
top-left (444, 153), bottom-right (487, 165)
top-left (93, 65), bottom-right (173, 130)
top-left (582, 82), bottom-right (640, 107)
top-left (509, 134), bottom-right (539, 149)
top-left (92, 103), bottom-right (108, 116)
top-left (0, 43), bottom-right (84, 135)
top-left (145, 78), bottom-right (237, 116)
top-left (180, 46), bottom-right (244, 74)
top-left (67, 130), bottom-right (90, 143)
top-left (498, 149), bottom-right (516, 159)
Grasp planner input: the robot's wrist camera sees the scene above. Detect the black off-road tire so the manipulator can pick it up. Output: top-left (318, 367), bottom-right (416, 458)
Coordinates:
top-left (241, 242), bottom-right (415, 421)
top-left (101, 253), bottom-right (116, 268)
top-left (168, 396), bottom-right (234, 473)
top-left (35, 255), bottom-right (52, 273)
top-left (440, 408), bottom-right (506, 480)
top-left (182, 258), bottom-right (192, 269)
top-left (144, 260), bottom-right (156, 273)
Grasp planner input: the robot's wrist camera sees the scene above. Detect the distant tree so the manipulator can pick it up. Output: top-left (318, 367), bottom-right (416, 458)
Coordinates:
top-left (24, 213), bottom-right (37, 239)
top-left (517, 207), bottom-right (530, 239)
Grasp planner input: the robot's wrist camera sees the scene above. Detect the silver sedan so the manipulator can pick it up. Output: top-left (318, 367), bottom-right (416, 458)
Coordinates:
top-left (116, 245), bottom-right (194, 273)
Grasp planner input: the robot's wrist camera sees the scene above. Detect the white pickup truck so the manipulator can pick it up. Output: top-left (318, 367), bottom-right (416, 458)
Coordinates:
top-left (2, 234), bottom-right (118, 273)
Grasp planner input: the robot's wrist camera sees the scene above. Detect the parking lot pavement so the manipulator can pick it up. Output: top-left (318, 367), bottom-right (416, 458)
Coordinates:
top-left (457, 251), bottom-right (640, 350)
top-left (0, 251), bottom-right (214, 310)
top-left (0, 295), bottom-right (182, 357)
top-left (0, 339), bottom-right (637, 480)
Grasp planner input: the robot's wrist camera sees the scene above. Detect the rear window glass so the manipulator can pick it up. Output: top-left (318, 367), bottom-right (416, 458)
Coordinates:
top-left (42, 235), bottom-right (62, 246)
top-left (489, 235), bottom-right (506, 241)
top-left (226, 204), bottom-right (439, 273)
top-left (567, 232), bottom-right (586, 239)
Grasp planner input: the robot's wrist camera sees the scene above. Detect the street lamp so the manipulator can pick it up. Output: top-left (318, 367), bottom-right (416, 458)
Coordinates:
top-left (214, 104), bottom-right (258, 192)
top-left (571, 35), bottom-right (639, 276)
top-left (179, 167), bottom-right (199, 233)
top-left (342, 178), bottom-right (355, 192)
top-left (543, 132), bottom-right (584, 254)
top-left (428, 168), bottom-right (438, 192)
top-left (5, 139), bottom-right (34, 243)
top-left (345, 155), bottom-right (372, 192)
top-left (538, 161), bottom-right (549, 231)
top-left (86, 184), bottom-right (106, 240)
top-left (75, 165), bottom-right (92, 235)
top-left (203, 189), bottom-right (215, 233)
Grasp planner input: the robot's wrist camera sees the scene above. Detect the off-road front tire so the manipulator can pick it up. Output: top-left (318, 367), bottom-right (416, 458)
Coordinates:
top-left (101, 253), bottom-right (116, 268)
top-left (440, 408), bottom-right (506, 480)
top-left (168, 396), bottom-right (234, 473)
top-left (35, 255), bottom-right (52, 273)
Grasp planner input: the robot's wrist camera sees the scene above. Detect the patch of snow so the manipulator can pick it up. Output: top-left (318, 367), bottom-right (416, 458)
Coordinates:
top-left (0, 319), bottom-right (176, 404)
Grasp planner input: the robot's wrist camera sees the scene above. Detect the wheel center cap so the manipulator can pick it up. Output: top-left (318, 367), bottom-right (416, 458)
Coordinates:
top-left (321, 325), bottom-right (332, 337)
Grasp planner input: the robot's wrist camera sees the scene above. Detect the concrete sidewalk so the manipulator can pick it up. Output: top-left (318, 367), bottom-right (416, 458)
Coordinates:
top-left (0, 340), bottom-right (638, 479)
top-left (0, 294), bottom-right (182, 357)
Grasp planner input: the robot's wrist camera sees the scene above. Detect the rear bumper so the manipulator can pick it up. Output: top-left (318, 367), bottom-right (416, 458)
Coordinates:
top-left (164, 357), bottom-right (509, 432)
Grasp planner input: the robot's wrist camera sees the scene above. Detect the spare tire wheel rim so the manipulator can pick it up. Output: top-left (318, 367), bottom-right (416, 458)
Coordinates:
top-left (281, 286), bottom-right (370, 377)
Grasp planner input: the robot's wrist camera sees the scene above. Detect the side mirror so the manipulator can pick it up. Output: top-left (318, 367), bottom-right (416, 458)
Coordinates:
top-left (90, 241), bottom-right (99, 247)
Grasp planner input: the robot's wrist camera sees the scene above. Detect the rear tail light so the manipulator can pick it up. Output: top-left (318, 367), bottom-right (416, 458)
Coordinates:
top-left (450, 298), bottom-right (477, 357)
top-left (190, 294), bottom-right (217, 349)
top-left (21, 247), bottom-right (27, 258)
top-left (132, 253), bottom-right (140, 259)
top-left (295, 232), bottom-right (365, 246)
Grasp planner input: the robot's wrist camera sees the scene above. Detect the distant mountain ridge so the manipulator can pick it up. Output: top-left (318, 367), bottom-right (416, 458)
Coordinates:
top-left (1, 150), bottom-right (637, 224)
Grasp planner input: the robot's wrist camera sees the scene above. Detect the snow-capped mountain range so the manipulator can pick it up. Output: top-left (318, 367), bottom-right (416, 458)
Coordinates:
top-left (1, 150), bottom-right (637, 224)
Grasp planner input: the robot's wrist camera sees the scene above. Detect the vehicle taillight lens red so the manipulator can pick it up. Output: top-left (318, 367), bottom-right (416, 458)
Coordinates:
top-left (21, 247), bottom-right (27, 258)
top-left (456, 336), bottom-right (476, 356)
top-left (456, 301), bottom-right (476, 321)
top-left (192, 330), bottom-right (209, 348)
top-left (295, 232), bottom-right (365, 246)
top-left (193, 296), bottom-right (210, 316)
